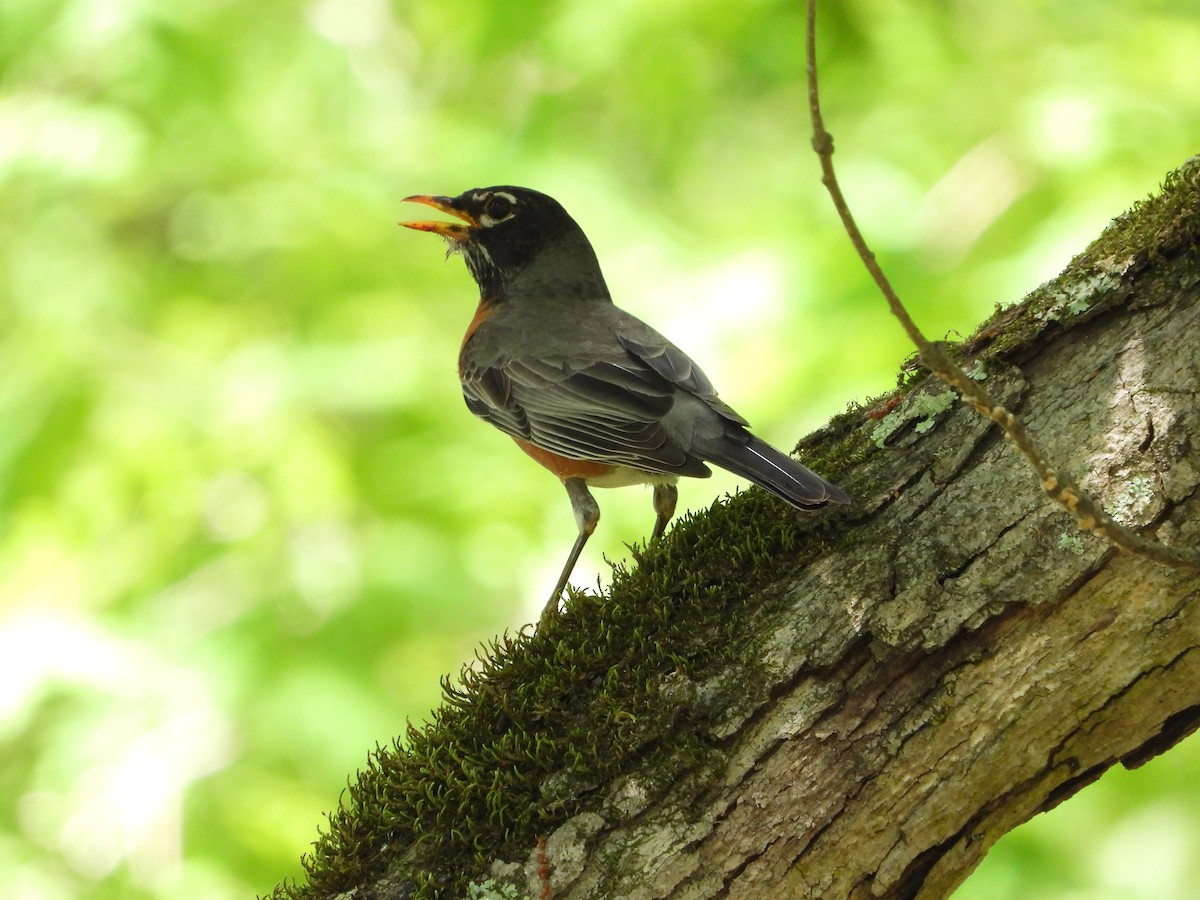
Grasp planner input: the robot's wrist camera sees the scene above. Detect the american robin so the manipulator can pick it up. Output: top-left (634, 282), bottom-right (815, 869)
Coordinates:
top-left (402, 186), bottom-right (850, 624)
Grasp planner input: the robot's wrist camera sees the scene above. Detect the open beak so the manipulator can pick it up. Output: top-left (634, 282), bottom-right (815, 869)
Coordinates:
top-left (400, 195), bottom-right (477, 242)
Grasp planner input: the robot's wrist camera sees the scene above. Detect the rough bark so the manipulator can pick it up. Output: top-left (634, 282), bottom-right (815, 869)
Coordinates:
top-left (276, 161), bottom-right (1200, 900)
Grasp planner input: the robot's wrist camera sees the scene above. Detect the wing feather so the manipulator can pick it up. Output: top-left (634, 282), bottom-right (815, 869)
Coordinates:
top-left (461, 353), bottom-right (707, 476)
top-left (617, 332), bottom-right (748, 426)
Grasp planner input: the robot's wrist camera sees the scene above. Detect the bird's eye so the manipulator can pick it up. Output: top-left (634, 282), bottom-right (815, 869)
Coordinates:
top-left (484, 194), bottom-right (513, 221)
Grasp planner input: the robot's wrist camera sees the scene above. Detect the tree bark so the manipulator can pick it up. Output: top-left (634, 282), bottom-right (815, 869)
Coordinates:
top-left (274, 160), bottom-right (1200, 900)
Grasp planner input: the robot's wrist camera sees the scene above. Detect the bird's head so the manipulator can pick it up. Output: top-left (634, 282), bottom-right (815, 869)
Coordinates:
top-left (401, 186), bottom-right (608, 300)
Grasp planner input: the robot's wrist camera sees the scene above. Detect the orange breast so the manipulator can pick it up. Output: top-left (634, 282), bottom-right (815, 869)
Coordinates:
top-left (512, 438), bottom-right (615, 481)
top-left (458, 297), bottom-right (495, 374)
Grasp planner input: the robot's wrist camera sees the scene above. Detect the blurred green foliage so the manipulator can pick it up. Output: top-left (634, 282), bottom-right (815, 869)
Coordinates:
top-left (1, 0), bottom-right (1197, 897)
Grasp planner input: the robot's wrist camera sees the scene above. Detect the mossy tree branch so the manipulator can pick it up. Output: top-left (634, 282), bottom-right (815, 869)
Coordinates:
top-left (270, 163), bottom-right (1200, 899)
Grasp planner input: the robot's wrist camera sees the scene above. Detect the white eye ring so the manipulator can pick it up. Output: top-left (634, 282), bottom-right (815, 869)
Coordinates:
top-left (479, 191), bottom-right (518, 227)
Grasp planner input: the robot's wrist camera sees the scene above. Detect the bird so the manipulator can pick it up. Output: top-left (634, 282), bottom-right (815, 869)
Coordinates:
top-left (401, 186), bottom-right (850, 625)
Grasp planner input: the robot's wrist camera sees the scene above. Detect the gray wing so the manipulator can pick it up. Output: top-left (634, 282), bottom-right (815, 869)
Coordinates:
top-left (460, 323), bottom-right (746, 478)
top-left (614, 330), bottom-right (749, 428)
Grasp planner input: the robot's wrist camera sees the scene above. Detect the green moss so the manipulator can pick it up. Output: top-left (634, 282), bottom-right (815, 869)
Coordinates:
top-left (975, 159), bottom-right (1200, 357)
top-left (267, 484), bottom-right (847, 899)
top-left (793, 403), bottom-right (878, 483)
top-left (1074, 158), bottom-right (1200, 270)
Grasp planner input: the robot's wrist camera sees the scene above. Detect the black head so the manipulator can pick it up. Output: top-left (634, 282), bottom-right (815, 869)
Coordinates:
top-left (401, 186), bottom-right (608, 300)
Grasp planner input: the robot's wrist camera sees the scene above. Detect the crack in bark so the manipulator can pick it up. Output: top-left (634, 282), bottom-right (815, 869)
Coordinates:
top-left (1044, 643), bottom-right (1200, 779)
top-left (935, 515), bottom-right (1026, 586)
top-left (886, 823), bottom-right (972, 900)
top-left (1122, 698), bottom-right (1200, 768)
top-left (877, 463), bottom-right (950, 525)
top-left (713, 836), bottom-right (777, 899)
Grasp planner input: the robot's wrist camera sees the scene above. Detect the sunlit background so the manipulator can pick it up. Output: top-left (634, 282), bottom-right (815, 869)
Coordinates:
top-left (2, 1), bottom-right (1198, 897)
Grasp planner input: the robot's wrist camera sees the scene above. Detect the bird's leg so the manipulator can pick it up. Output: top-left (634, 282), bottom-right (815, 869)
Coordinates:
top-left (651, 482), bottom-right (678, 542)
top-left (542, 477), bottom-right (600, 625)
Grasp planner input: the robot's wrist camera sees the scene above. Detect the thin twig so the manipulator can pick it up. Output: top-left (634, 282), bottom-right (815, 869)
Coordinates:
top-left (805, 0), bottom-right (1199, 570)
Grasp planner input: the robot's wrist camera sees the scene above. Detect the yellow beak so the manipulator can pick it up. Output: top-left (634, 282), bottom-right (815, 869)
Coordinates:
top-left (399, 195), bottom-right (477, 242)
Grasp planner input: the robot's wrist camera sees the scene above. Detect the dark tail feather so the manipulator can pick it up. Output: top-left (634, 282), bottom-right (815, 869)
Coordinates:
top-left (706, 434), bottom-right (852, 509)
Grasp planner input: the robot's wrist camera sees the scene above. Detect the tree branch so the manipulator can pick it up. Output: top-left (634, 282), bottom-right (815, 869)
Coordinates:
top-left (269, 158), bottom-right (1200, 899)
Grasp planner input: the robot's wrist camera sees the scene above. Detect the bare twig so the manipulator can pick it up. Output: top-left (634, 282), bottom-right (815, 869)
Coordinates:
top-left (805, 0), bottom-right (1199, 570)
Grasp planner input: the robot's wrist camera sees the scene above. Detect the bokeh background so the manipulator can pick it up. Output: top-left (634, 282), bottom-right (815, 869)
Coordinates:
top-left (2, 0), bottom-right (1198, 897)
